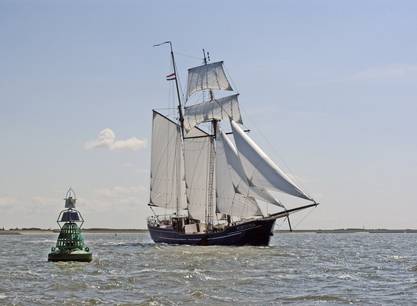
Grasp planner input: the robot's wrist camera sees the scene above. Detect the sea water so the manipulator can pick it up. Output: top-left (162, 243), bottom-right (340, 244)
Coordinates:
top-left (0, 232), bottom-right (416, 305)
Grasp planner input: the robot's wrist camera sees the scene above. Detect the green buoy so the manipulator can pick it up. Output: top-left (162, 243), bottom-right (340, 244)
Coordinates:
top-left (48, 188), bottom-right (92, 262)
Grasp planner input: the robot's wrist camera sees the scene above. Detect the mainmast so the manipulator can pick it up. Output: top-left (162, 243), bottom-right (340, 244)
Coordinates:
top-left (203, 49), bottom-right (216, 229)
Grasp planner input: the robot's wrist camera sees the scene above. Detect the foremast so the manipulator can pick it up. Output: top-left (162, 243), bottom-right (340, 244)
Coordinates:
top-left (153, 41), bottom-right (185, 217)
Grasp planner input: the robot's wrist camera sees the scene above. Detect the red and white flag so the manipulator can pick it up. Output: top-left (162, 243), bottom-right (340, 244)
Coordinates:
top-left (166, 72), bottom-right (176, 81)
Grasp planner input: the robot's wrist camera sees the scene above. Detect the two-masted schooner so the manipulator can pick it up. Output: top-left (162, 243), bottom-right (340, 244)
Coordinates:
top-left (147, 42), bottom-right (318, 246)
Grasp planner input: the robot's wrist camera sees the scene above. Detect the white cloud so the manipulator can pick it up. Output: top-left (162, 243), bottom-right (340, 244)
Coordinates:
top-left (31, 196), bottom-right (56, 206)
top-left (0, 196), bottom-right (17, 206)
top-left (352, 64), bottom-right (417, 81)
top-left (85, 128), bottom-right (146, 151)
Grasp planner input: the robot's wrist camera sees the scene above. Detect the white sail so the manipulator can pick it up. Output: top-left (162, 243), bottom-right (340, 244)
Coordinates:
top-left (150, 111), bottom-right (187, 210)
top-left (216, 130), bottom-right (262, 217)
top-left (187, 61), bottom-right (233, 98)
top-left (220, 130), bottom-right (284, 208)
top-left (184, 94), bottom-right (242, 132)
top-left (230, 120), bottom-right (312, 201)
top-left (183, 127), bottom-right (211, 221)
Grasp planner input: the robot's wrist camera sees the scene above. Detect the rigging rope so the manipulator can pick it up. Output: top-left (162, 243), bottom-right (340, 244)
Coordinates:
top-left (292, 206), bottom-right (317, 230)
top-left (174, 51), bottom-right (203, 61)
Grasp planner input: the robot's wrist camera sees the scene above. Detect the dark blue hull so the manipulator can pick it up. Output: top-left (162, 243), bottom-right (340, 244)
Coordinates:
top-left (148, 218), bottom-right (276, 246)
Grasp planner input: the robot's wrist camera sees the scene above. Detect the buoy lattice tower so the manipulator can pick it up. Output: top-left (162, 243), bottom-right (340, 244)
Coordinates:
top-left (48, 188), bottom-right (92, 262)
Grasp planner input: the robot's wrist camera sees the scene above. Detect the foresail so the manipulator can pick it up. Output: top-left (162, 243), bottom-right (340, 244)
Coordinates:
top-left (230, 120), bottom-right (312, 201)
top-left (216, 130), bottom-right (262, 218)
top-left (187, 61), bottom-right (233, 98)
top-left (150, 111), bottom-right (187, 210)
top-left (183, 127), bottom-right (212, 221)
top-left (184, 94), bottom-right (242, 133)
top-left (220, 130), bottom-right (284, 208)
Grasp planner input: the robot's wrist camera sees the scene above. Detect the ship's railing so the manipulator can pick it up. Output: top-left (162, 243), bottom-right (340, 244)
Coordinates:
top-left (147, 214), bottom-right (173, 227)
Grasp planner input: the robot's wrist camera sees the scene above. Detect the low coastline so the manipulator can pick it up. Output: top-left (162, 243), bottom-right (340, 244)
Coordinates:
top-left (1, 228), bottom-right (417, 235)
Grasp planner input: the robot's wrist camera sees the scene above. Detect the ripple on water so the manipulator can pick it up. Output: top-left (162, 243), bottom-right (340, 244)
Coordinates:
top-left (1, 232), bottom-right (417, 305)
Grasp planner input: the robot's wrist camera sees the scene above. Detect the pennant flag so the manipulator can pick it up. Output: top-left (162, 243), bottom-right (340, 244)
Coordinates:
top-left (166, 72), bottom-right (176, 81)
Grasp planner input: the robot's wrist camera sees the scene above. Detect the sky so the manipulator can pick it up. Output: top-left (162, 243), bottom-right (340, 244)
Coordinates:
top-left (1, 0), bottom-right (416, 229)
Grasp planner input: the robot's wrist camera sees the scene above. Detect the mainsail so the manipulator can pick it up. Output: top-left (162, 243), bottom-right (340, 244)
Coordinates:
top-left (216, 129), bottom-right (262, 217)
top-left (149, 111), bottom-right (187, 210)
top-left (183, 127), bottom-right (212, 221)
top-left (184, 94), bottom-right (242, 133)
top-left (230, 120), bottom-right (312, 201)
top-left (187, 61), bottom-right (233, 98)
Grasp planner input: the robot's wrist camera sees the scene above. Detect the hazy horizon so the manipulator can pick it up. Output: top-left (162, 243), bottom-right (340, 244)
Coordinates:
top-left (1, 1), bottom-right (416, 229)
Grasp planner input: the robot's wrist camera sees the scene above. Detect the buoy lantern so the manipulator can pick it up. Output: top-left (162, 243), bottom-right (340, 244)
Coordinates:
top-left (48, 188), bottom-right (92, 262)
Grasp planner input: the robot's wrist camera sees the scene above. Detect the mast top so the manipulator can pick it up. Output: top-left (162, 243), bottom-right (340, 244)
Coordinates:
top-left (153, 41), bottom-right (185, 136)
top-left (153, 41), bottom-right (173, 52)
top-left (202, 49), bottom-right (210, 65)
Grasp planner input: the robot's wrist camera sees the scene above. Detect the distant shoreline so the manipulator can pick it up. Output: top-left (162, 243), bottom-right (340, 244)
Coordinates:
top-left (2, 228), bottom-right (417, 235)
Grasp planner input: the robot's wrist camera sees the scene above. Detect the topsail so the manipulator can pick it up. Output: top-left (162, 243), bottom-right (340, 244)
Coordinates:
top-left (187, 61), bottom-right (233, 98)
top-left (184, 94), bottom-right (242, 132)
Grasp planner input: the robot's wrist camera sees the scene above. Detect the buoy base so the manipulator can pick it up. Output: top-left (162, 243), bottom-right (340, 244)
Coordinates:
top-left (48, 250), bottom-right (92, 262)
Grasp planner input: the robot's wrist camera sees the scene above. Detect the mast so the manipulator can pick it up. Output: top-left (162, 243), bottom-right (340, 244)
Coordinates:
top-left (203, 49), bottom-right (216, 229)
top-left (153, 41), bottom-right (186, 217)
top-left (170, 43), bottom-right (185, 137)
top-left (153, 41), bottom-right (185, 137)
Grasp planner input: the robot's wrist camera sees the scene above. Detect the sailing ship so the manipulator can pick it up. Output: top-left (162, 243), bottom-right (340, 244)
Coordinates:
top-left (147, 42), bottom-right (318, 246)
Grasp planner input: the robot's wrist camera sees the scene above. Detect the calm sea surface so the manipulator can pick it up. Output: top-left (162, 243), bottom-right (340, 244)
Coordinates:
top-left (1, 232), bottom-right (416, 305)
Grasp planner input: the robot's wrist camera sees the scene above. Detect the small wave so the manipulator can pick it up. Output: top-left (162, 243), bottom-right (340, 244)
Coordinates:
top-left (282, 294), bottom-right (351, 303)
top-left (138, 297), bottom-right (176, 306)
top-left (96, 241), bottom-right (149, 247)
top-left (338, 273), bottom-right (357, 280)
top-left (190, 290), bottom-right (206, 299)
top-left (0, 294), bottom-right (6, 299)
top-left (27, 239), bottom-right (56, 244)
top-left (410, 265), bottom-right (417, 272)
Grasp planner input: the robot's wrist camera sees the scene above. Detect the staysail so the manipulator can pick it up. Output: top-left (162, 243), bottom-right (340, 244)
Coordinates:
top-left (183, 127), bottom-right (212, 221)
top-left (149, 111), bottom-right (187, 210)
top-left (219, 130), bottom-right (284, 208)
top-left (184, 94), bottom-right (242, 132)
top-left (216, 129), bottom-right (262, 217)
top-left (187, 61), bottom-right (233, 98)
top-left (230, 120), bottom-right (312, 201)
